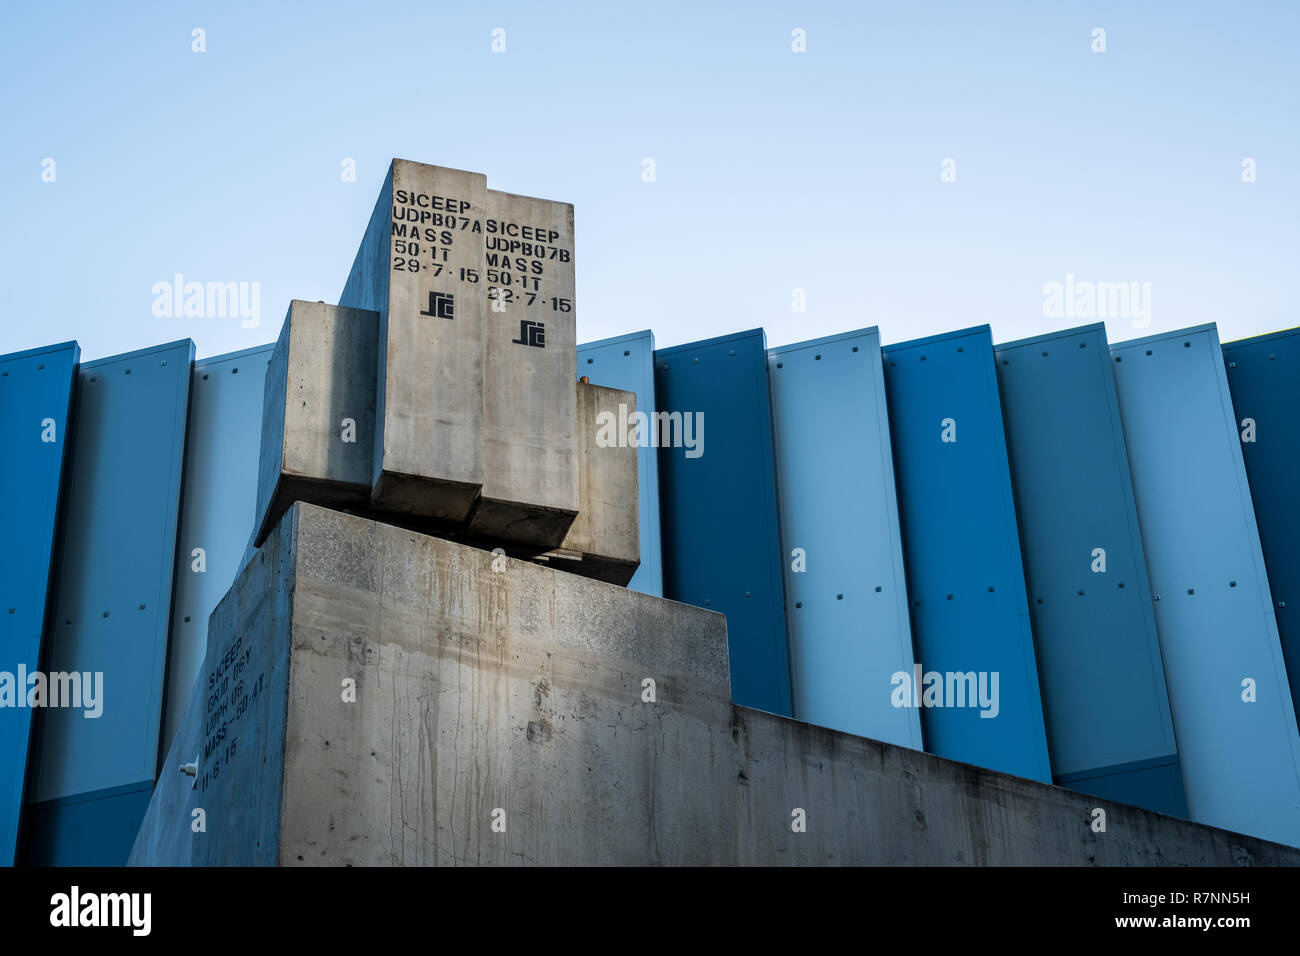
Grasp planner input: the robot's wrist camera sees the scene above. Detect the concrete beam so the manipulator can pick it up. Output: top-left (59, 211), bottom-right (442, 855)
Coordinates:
top-left (131, 504), bottom-right (1300, 865)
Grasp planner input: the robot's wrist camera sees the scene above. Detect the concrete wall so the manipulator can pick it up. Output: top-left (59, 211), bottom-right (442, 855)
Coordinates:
top-left (131, 503), bottom-right (1300, 865)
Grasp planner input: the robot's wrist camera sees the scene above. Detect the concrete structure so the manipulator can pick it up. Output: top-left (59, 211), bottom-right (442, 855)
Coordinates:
top-left (254, 301), bottom-right (378, 546)
top-left (468, 189), bottom-right (578, 548)
top-left (995, 325), bottom-right (1185, 817)
top-left (552, 381), bottom-right (639, 585)
top-left (130, 503), bottom-right (1300, 866)
top-left (1110, 325), bottom-right (1300, 847)
top-left (576, 331), bottom-right (663, 596)
top-left (340, 160), bottom-right (488, 521)
top-left (767, 330), bottom-right (920, 750)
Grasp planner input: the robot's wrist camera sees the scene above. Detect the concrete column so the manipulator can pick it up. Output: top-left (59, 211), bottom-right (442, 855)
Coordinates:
top-left (340, 159), bottom-right (487, 521)
top-left (555, 381), bottom-right (639, 585)
top-left (467, 189), bottom-right (578, 547)
top-left (254, 300), bottom-right (378, 546)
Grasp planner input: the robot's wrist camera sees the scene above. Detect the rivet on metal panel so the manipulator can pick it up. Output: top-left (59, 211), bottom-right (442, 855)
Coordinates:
top-left (1188, 588), bottom-right (1195, 595)
top-left (138, 604), bottom-right (145, 610)
top-left (202, 374), bottom-right (209, 380)
top-left (160, 360), bottom-right (166, 366)
top-left (852, 346), bottom-right (859, 353)
top-left (1230, 581), bottom-right (1237, 587)
top-left (586, 358), bottom-right (593, 364)
top-left (987, 586), bottom-right (995, 592)
top-left (795, 602), bottom-right (802, 609)
top-left (1042, 351), bottom-right (1049, 357)
top-left (1118, 581), bottom-right (1125, 588)
top-left (1269, 354), bottom-right (1276, 361)
top-left (660, 364), bottom-right (668, 371)
top-left (125, 369), bottom-right (132, 375)
top-left (946, 593), bottom-right (953, 600)
top-left (729, 350), bottom-right (736, 356)
top-left (184, 616), bottom-right (191, 623)
top-left (1000, 359), bottom-right (1009, 366)
top-left (921, 355), bottom-right (927, 362)
top-left (1079, 342), bottom-right (1086, 348)
top-left (703, 599), bottom-right (711, 606)
top-left (914, 600), bottom-right (921, 606)
top-left (815, 355), bottom-right (821, 361)
top-left (836, 593), bottom-right (843, 600)
top-left (1228, 361), bottom-right (1236, 367)
top-left (232, 367), bottom-right (238, 374)
top-left (1147, 350), bottom-right (1153, 356)
top-left (1280, 602), bottom-right (1287, 608)
top-left (1036, 598), bottom-right (1043, 604)
top-left (776, 362), bottom-right (783, 369)
top-left (1183, 342), bottom-right (1190, 348)
top-left (957, 347), bottom-right (963, 353)
top-left (692, 357), bottom-right (699, 365)
top-left (37, 363), bottom-right (44, 370)
top-left (875, 586), bottom-right (882, 592)
top-left (6, 609), bottom-right (12, 614)
top-left (623, 350), bottom-right (629, 356)
top-left (890, 361), bottom-right (897, 367)
top-left (1154, 595), bottom-right (1162, 601)
top-left (1078, 589), bottom-right (1085, 596)
top-left (102, 611), bottom-right (109, 617)
top-left (744, 591), bottom-right (751, 598)
top-left (89, 376), bottom-right (96, 382)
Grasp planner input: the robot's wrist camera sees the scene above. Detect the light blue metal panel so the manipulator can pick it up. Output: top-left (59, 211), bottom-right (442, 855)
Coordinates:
top-left (1222, 328), bottom-right (1300, 720)
top-left (994, 325), bottom-right (1185, 816)
top-left (882, 326), bottom-right (1051, 783)
top-left (161, 344), bottom-right (275, 760)
top-left (0, 340), bottom-right (79, 865)
top-left (27, 339), bottom-right (193, 865)
top-left (1110, 324), bottom-right (1300, 847)
top-left (577, 330), bottom-right (663, 596)
top-left (767, 330), bottom-right (920, 749)
top-left (654, 329), bottom-right (791, 716)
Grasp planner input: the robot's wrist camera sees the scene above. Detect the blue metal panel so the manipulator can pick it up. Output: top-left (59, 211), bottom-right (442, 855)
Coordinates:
top-left (22, 781), bottom-right (153, 867)
top-left (161, 344), bottom-right (276, 760)
top-left (995, 325), bottom-right (1185, 816)
top-left (0, 341), bottom-right (79, 865)
top-left (1222, 328), bottom-right (1300, 720)
top-left (881, 326), bottom-right (1051, 782)
top-left (1110, 324), bottom-right (1300, 847)
top-left (577, 330), bottom-right (663, 596)
top-left (26, 339), bottom-right (194, 865)
top-left (654, 330), bottom-right (791, 716)
top-left (767, 330), bottom-right (921, 748)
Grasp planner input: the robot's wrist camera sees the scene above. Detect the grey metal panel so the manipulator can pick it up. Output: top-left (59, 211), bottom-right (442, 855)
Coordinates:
top-left (767, 329), bottom-right (921, 749)
top-left (995, 324), bottom-right (1185, 817)
top-left (161, 344), bottom-right (276, 759)
top-left (577, 331), bottom-right (663, 596)
top-left (0, 340), bottom-right (79, 865)
top-left (30, 339), bottom-right (194, 807)
top-left (1110, 324), bottom-right (1300, 846)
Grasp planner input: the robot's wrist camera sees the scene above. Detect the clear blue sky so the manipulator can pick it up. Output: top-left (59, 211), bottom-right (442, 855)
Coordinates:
top-left (2, 0), bottom-right (1296, 361)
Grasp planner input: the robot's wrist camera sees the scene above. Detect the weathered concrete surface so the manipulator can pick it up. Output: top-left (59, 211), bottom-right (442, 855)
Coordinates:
top-left (552, 381), bottom-right (639, 585)
top-left (254, 301), bottom-right (378, 546)
top-left (131, 504), bottom-right (1300, 865)
top-left (467, 189), bottom-right (578, 548)
top-left (339, 160), bottom-right (487, 521)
